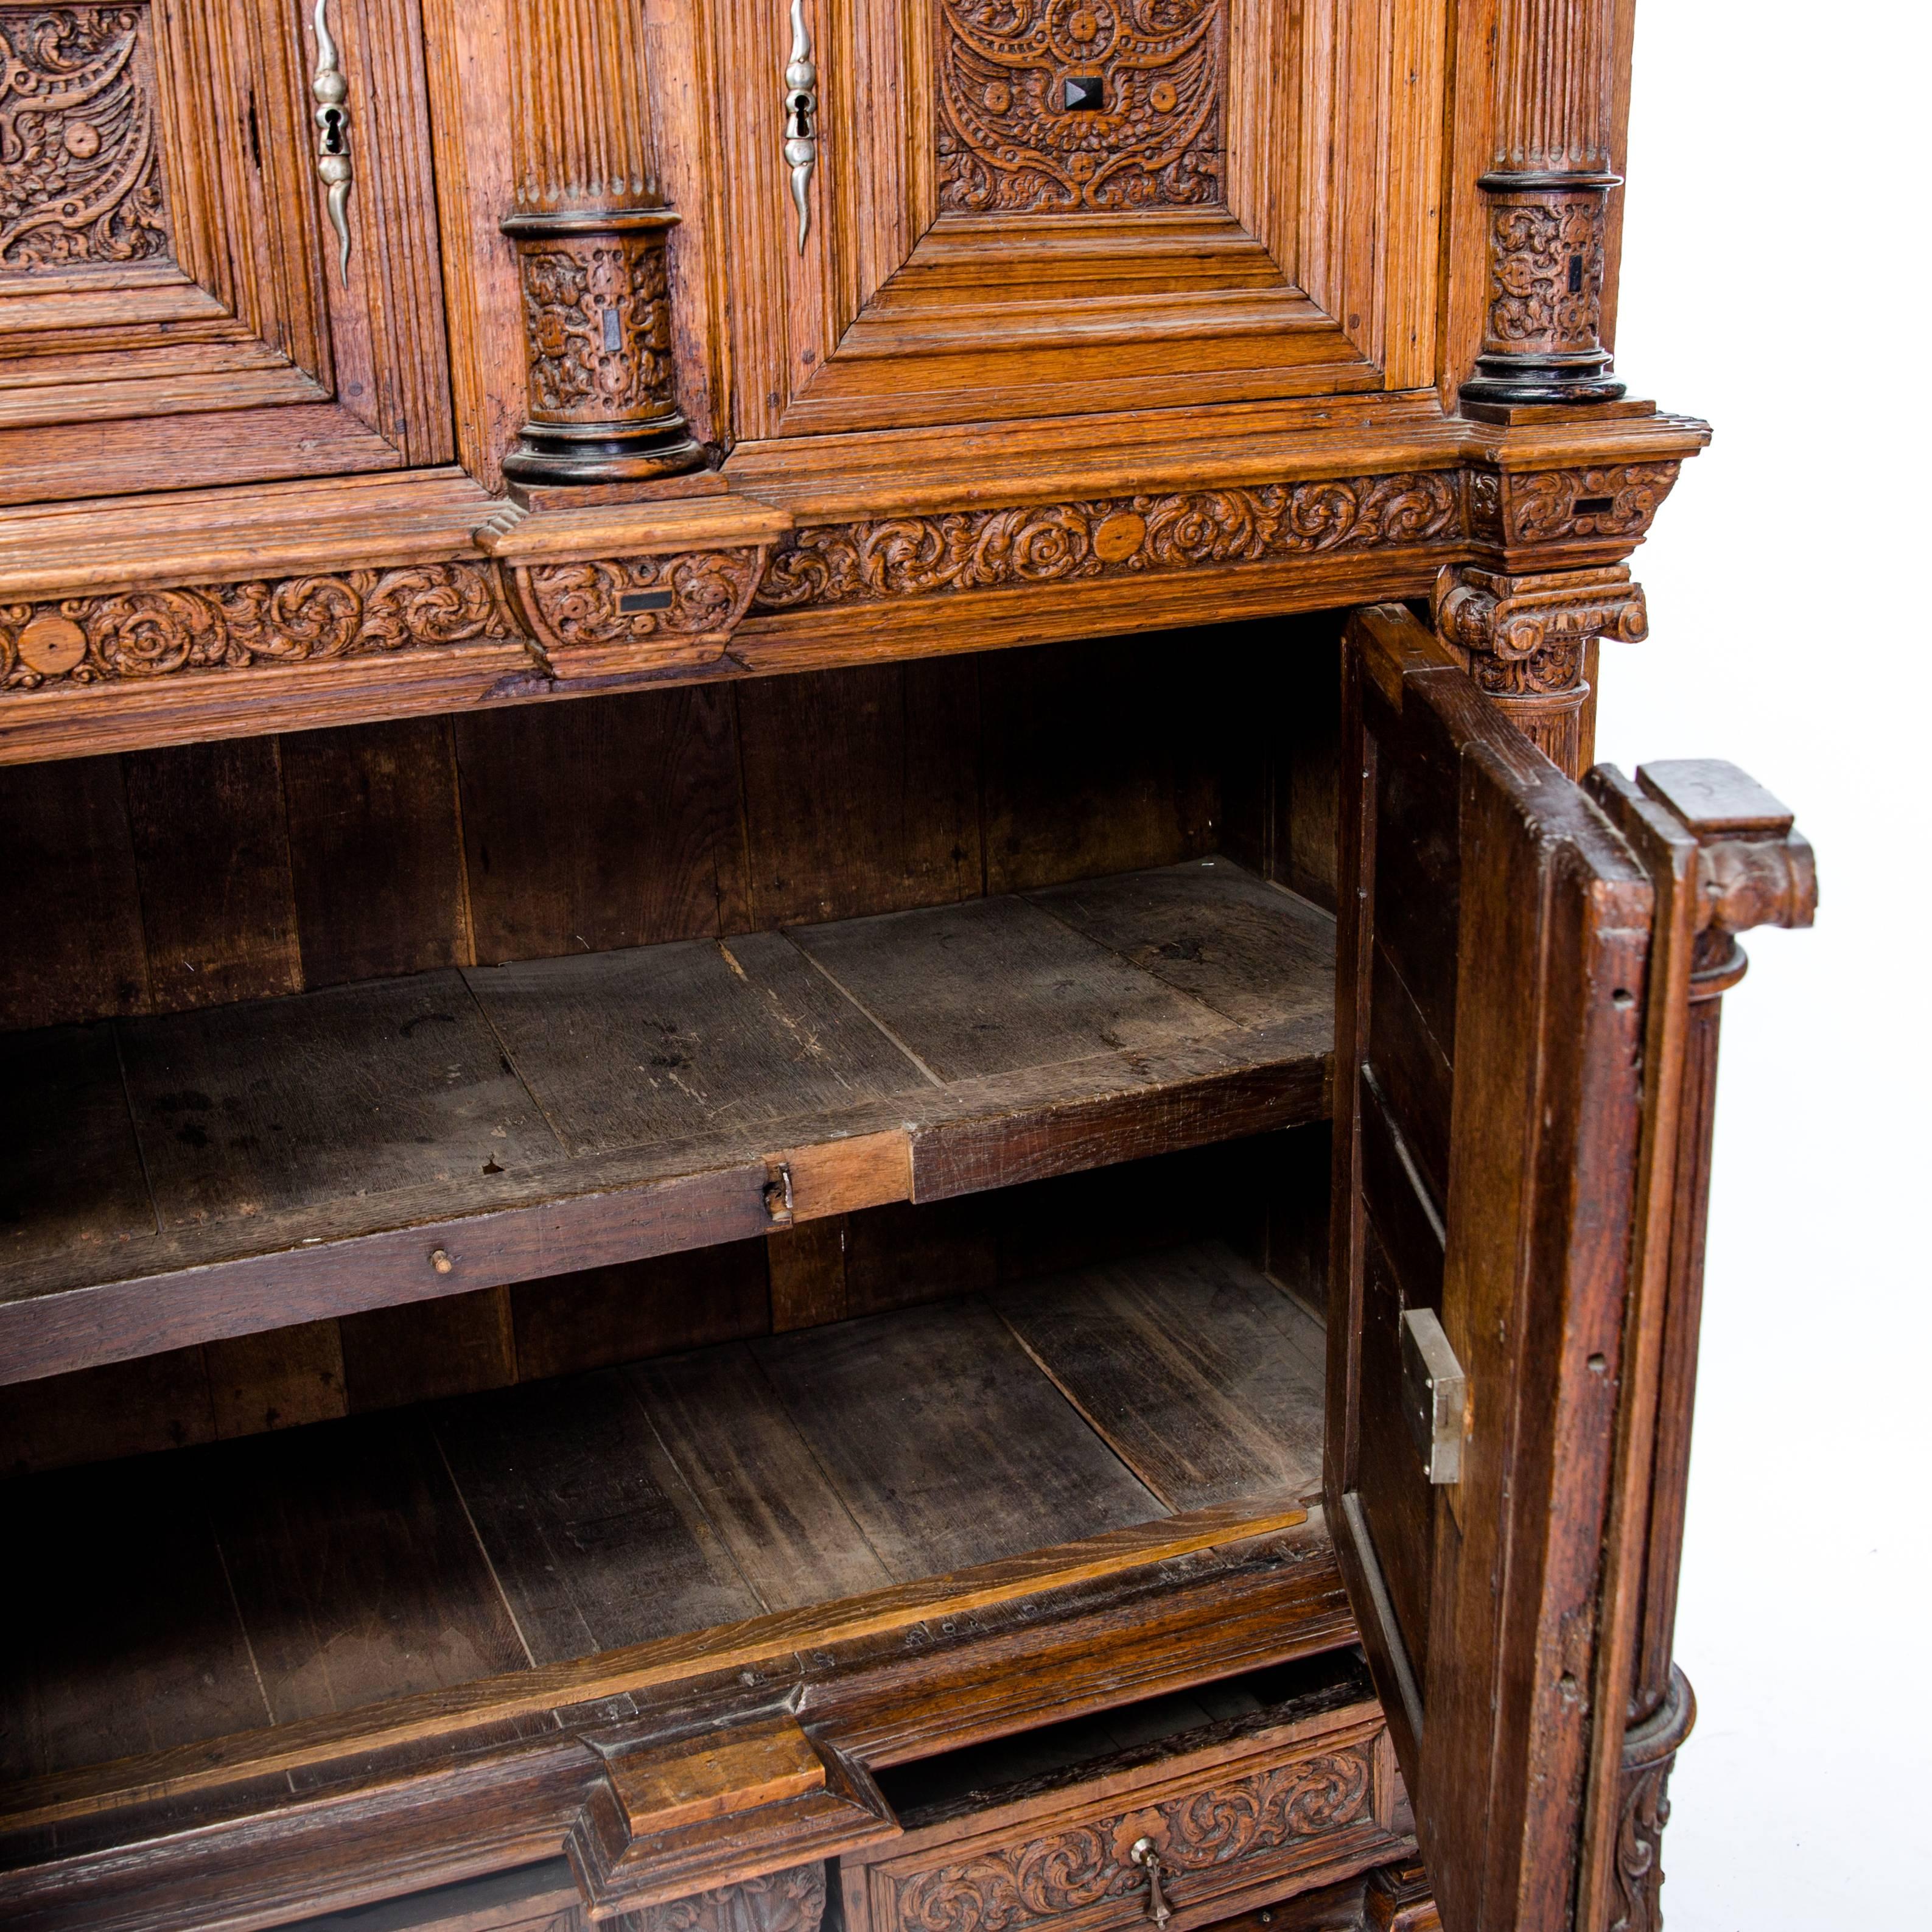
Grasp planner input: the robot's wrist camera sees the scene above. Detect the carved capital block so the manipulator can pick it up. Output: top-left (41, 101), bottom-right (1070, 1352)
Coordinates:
top-left (501, 209), bottom-right (704, 486)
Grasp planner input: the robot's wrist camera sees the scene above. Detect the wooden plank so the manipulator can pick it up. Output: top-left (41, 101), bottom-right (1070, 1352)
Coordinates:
top-left (205, 1318), bottom-right (348, 1437)
top-left (631, 1344), bottom-right (896, 1611)
top-left (735, 659), bottom-right (983, 929)
top-left (454, 686), bottom-right (746, 962)
top-left (0, 754), bottom-right (150, 1031)
top-left (767, 1216), bottom-right (850, 1330)
top-left (434, 1370), bottom-right (760, 1662)
top-left (0, 1022), bottom-right (153, 1271)
top-left (794, 894), bottom-right (1228, 1082)
top-left (510, 1239), bottom-right (771, 1383)
top-left (1029, 858), bottom-right (1334, 1029)
top-left (844, 1196), bottom-right (999, 1318)
top-left (340, 1287), bottom-right (519, 1410)
top-left (118, 970), bottom-right (557, 1228)
top-left (0, 1345), bottom-right (212, 1477)
top-left (751, 1297), bottom-right (1162, 1580)
top-left (122, 736), bottom-right (303, 1010)
top-left (996, 1242), bottom-right (1328, 1511)
top-left (979, 635), bottom-right (1218, 893)
top-left (281, 717), bottom-right (472, 988)
top-left (210, 1412), bottom-right (531, 1723)
top-left (2, 1502), bottom-right (1305, 1831)
top-left (603, 1714), bottom-right (824, 1834)
top-left (1, 1455), bottom-right (271, 1780)
top-left (466, 930), bottom-right (924, 1156)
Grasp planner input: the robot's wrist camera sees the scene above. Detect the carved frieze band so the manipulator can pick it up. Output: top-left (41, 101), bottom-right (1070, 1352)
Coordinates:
top-left (1468, 461), bottom-right (1680, 549)
top-left (503, 547), bottom-right (769, 662)
top-left (889, 1745), bottom-right (1376, 1932)
top-left (936, 0), bottom-right (1225, 214)
top-left (754, 472), bottom-right (1461, 611)
top-left (0, 3), bottom-right (170, 273)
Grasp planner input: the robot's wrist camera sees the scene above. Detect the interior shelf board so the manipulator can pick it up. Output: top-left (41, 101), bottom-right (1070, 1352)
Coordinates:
top-left (1, 860), bottom-right (1334, 1384)
top-left (1, 1237), bottom-right (1335, 1829)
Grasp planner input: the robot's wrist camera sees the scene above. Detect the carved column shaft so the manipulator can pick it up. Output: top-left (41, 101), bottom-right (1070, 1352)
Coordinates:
top-left (501, 0), bottom-right (703, 485)
top-left (1461, 0), bottom-right (1625, 407)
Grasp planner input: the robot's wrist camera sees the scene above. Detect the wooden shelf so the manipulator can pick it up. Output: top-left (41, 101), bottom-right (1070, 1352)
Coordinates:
top-left (1, 859), bottom-right (1332, 1384)
top-left (2, 1236), bottom-right (1332, 1812)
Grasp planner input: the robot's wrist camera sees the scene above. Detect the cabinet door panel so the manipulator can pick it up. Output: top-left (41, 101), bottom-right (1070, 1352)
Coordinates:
top-left (1326, 603), bottom-right (1655, 1932)
top-left (0, 0), bottom-right (450, 502)
top-left (717, 0), bottom-right (1445, 439)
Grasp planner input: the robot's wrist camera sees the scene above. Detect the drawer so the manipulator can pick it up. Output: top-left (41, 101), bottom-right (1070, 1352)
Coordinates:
top-left (841, 1671), bottom-right (1411, 1932)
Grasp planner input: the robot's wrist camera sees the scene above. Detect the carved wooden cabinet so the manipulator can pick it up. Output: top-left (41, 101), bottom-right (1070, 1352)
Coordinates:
top-left (0, 5), bottom-right (1810, 1932)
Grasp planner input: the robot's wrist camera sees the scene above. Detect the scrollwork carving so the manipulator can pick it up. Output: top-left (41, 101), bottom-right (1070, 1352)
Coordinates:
top-left (1467, 463), bottom-right (1682, 550)
top-left (1484, 192), bottom-right (1606, 357)
top-left (631, 1863), bottom-right (827, 1932)
top-left (936, 0), bottom-right (1224, 214)
top-left (510, 548), bottom-right (766, 656)
top-left (755, 472), bottom-right (1460, 611)
top-left (1608, 1666), bottom-right (1695, 1932)
top-left (889, 1747), bottom-right (1374, 1932)
top-left (518, 228), bottom-right (677, 424)
top-left (0, 562), bottom-right (515, 690)
top-left (0, 4), bottom-right (169, 272)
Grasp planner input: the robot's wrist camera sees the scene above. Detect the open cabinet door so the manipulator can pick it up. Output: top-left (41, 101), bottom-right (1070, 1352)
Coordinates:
top-left (1323, 602), bottom-right (1816, 1932)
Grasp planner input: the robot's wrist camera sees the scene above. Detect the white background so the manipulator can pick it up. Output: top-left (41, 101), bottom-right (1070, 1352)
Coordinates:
top-left (1592, 1), bottom-right (1931, 1920)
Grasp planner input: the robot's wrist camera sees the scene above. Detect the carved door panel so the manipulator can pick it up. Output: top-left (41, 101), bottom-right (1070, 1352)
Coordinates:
top-left (0, 0), bottom-right (450, 505)
top-left (1325, 604), bottom-right (1814, 1932)
top-left (1326, 599), bottom-right (1655, 1932)
top-left (713, 0), bottom-right (1445, 440)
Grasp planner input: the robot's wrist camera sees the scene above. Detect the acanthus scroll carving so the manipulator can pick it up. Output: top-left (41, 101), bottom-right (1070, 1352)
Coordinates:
top-left (1483, 192), bottom-right (1607, 357)
top-left (1609, 1666), bottom-right (1696, 1932)
top-left (755, 473), bottom-right (1460, 611)
top-left (890, 1746), bottom-right (1374, 1932)
top-left (936, 0), bottom-right (1225, 214)
top-left (518, 228), bottom-right (677, 425)
top-left (629, 1862), bottom-right (828, 1932)
top-left (1469, 462), bottom-right (1682, 550)
top-left (508, 548), bottom-right (768, 658)
top-left (0, 563), bottom-right (516, 690)
top-left (0, 4), bottom-right (170, 272)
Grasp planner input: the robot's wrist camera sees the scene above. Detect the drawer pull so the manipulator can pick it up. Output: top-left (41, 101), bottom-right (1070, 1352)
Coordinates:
top-left (1129, 1838), bottom-right (1174, 1928)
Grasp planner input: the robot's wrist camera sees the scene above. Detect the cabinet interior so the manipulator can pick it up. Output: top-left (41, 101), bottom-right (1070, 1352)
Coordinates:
top-left (1, 614), bottom-right (1356, 1804)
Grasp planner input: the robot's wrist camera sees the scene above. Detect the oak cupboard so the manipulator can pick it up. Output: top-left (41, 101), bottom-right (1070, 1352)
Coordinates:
top-left (0, 5), bottom-right (1811, 1932)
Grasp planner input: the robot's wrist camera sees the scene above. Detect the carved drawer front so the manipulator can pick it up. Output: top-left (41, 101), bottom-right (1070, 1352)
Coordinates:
top-left (842, 1697), bottom-right (1410, 1932)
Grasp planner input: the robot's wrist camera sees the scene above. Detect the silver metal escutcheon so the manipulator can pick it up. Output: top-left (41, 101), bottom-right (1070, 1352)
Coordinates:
top-left (310, 0), bottom-right (352, 282)
top-left (783, 0), bottom-right (817, 251)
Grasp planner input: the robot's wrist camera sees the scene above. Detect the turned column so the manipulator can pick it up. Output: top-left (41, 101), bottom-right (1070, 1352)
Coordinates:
top-left (500, 0), bottom-right (704, 485)
top-left (1584, 761), bottom-right (1817, 1932)
top-left (1461, 0), bottom-right (1625, 406)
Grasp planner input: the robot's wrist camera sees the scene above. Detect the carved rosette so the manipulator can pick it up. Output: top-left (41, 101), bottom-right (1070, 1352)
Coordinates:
top-left (755, 472), bottom-right (1460, 611)
top-left (891, 1747), bottom-right (1375, 1932)
top-left (629, 1863), bottom-right (828, 1932)
top-left (0, 4), bottom-right (171, 274)
top-left (502, 545), bottom-right (771, 680)
top-left (936, 0), bottom-right (1225, 214)
top-left (0, 562), bottom-right (515, 690)
top-left (1608, 1666), bottom-right (1695, 1932)
top-left (501, 209), bottom-right (703, 485)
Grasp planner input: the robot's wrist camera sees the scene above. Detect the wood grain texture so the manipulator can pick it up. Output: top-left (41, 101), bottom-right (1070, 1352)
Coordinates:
top-left (749, 1297), bottom-right (1162, 1580)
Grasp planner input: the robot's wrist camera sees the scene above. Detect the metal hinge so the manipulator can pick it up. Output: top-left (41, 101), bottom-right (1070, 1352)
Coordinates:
top-left (1401, 1307), bottom-right (1467, 1484)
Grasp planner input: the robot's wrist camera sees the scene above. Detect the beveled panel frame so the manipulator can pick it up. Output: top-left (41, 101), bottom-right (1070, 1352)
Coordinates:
top-left (0, 0), bottom-right (452, 503)
top-left (715, 0), bottom-right (1447, 440)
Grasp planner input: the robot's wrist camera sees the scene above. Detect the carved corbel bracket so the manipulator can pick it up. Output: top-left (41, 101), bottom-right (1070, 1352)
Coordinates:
top-left (479, 497), bottom-right (793, 684)
top-left (565, 1712), bottom-right (895, 1919)
top-left (1431, 561), bottom-right (1647, 777)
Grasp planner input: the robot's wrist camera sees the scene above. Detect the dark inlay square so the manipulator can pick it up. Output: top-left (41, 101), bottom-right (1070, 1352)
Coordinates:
top-left (1063, 74), bottom-right (1104, 112)
top-left (1572, 496), bottom-right (1615, 515)
top-left (618, 589), bottom-right (674, 614)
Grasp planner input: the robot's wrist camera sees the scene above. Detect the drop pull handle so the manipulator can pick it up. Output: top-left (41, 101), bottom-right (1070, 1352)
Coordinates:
top-left (1129, 1838), bottom-right (1173, 1927)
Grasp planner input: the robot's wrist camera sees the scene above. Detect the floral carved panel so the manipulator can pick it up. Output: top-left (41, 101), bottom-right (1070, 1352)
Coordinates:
top-left (515, 226), bottom-right (678, 428)
top-left (755, 473), bottom-right (1461, 610)
top-left (1480, 189), bottom-right (1606, 360)
top-left (885, 1745), bottom-right (1377, 1932)
top-left (0, 563), bottom-right (516, 690)
top-left (935, 0), bottom-right (1225, 214)
top-left (507, 548), bottom-right (769, 658)
top-left (0, 3), bottom-right (170, 275)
